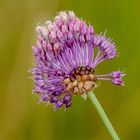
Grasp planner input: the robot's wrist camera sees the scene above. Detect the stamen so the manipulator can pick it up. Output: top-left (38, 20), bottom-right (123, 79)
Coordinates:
top-left (83, 81), bottom-right (92, 90)
top-left (78, 82), bottom-right (84, 89)
top-left (63, 65), bottom-right (96, 96)
top-left (63, 78), bottom-right (71, 84)
top-left (81, 75), bottom-right (89, 81)
top-left (67, 83), bottom-right (73, 90)
top-left (72, 80), bottom-right (78, 87)
top-left (73, 87), bottom-right (79, 93)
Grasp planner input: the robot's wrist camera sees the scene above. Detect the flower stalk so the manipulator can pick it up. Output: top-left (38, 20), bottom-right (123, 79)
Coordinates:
top-left (88, 91), bottom-right (120, 140)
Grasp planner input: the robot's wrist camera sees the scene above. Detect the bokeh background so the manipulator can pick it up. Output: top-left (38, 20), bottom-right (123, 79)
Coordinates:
top-left (0, 0), bottom-right (140, 140)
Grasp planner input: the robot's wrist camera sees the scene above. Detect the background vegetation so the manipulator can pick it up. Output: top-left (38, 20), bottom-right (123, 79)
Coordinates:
top-left (0, 0), bottom-right (140, 139)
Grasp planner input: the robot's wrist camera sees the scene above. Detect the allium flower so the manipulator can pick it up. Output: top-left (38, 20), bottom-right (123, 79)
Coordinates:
top-left (31, 11), bottom-right (126, 110)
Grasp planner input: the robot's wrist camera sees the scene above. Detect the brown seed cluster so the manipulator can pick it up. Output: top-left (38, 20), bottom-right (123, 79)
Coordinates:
top-left (63, 66), bottom-right (97, 95)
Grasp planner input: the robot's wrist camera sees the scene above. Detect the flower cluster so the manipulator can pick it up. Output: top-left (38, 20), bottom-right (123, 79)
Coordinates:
top-left (31, 11), bottom-right (126, 110)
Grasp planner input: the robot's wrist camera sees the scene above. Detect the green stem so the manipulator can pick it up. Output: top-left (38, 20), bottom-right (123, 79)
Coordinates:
top-left (88, 91), bottom-right (120, 140)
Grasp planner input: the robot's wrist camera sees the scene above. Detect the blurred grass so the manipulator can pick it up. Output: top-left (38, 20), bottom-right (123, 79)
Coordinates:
top-left (0, 0), bottom-right (140, 140)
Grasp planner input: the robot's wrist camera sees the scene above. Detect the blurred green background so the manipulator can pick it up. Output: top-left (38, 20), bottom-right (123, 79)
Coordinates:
top-left (0, 0), bottom-right (140, 140)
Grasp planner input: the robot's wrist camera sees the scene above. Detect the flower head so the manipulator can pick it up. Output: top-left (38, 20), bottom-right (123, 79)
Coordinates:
top-left (31, 11), bottom-right (126, 110)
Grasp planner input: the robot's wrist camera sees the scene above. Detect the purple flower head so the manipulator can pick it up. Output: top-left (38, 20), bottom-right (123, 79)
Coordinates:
top-left (111, 71), bottom-right (126, 85)
top-left (31, 11), bottom-right (126, 110)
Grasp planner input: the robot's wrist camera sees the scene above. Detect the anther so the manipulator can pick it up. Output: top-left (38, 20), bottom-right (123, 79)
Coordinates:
top-left (71, 69), bottom-right (76, 75)
top-left (76, 75), bottom-right (81, 81)
top-left (75, 69), bottom-right (80, 74)
top-left (70, 76), bottom-right (75, 82)
top-left (83, 81), bottom-right (92, 91)
top-left (73, 87), bottom-right (79, 94)
top-left (67, 83), bottom-right (73, 90)
top-left (81, 75), bottom-right (89, 81)
top-left (72, 80), bottom-right (78, 87)
top-left (63, 78), bottom-right (71, 85)
top-left (78, 82), bottom-right (83, 89)
top-left (81, 66), bottom-right (86, 71)
top-left (80, 71), bottom-right (85, 75)
top-left (89, 74), bottom-right (94, 81)
top-left (85, 70), bottom-right (89, 75)
top-left (86, 65), bottom-right (91, 71)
